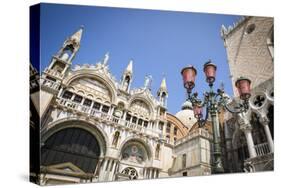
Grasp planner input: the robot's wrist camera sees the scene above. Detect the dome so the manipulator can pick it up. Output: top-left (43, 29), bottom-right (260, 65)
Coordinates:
top-left (181, 100), bottom-right (192, 110)
top-left (175, 101), bottom-right (197, 129)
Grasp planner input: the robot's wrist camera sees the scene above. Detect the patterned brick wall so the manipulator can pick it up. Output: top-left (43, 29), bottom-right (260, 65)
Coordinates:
top-left (223, 17), bottom-right (273, 97)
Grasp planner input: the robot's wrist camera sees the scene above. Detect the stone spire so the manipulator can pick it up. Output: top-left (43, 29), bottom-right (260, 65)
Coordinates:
top-left (157, 77), bottom-right (168, 95)
top-left (157, 77), bottom-right (168, 106)
top-left (70, 26), bottom-right (84, 44)
top-left (125, 59), bottom-right (133, 74)
top-left (121, 59), bottom-right (133, 92)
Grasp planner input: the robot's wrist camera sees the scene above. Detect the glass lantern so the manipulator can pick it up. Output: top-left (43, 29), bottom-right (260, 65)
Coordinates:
top-left (203, 60), bottom-right (217, 84)
top-left (235, 77), bottom-right (251, 100)
top-left (181, 65), bottom-right (197, 91)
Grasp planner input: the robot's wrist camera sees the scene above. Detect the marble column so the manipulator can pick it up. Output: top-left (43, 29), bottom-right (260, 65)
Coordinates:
top-left (260, 117), bottom-right (274, 153)
top-left (243, 127), bottom-right (257, 158)
top-left (109, 160), bottom-right (117, 181)
top-left (99, 158), bottom-right (108, 181)
top-left (57, 87), bottom-right (64, 97)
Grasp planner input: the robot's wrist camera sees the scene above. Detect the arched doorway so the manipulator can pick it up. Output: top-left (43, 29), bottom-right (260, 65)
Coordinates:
top-left (41, 127), bottom-right (101, 173)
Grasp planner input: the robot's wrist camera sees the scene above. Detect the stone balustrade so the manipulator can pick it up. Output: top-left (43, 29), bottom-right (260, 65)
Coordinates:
top-left (41, 78), bottom-right (60, 90)
top-left (254, 142), bottom-right (271, 157)
top-left (56, 97), bottom-right (162, 138)
top-left (45, 69), bottom-right (64, 78)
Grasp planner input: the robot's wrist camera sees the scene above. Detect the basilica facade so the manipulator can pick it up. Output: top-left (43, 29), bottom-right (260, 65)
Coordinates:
top-left (29, 16), bottom-right (274, 185)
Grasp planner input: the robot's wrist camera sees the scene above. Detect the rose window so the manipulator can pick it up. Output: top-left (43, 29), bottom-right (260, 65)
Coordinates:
top-left (121, 167), bottom-right (138, 180)
top-left (253, 95), bottom-right (266, 108)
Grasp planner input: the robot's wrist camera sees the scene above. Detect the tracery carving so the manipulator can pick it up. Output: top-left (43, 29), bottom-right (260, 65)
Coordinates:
top-left (121, 167), bottom-right (138, 180)
top-left (70, 78), bottom-right (111, 102)
top-left (130, 100), bottom-right (150, 118)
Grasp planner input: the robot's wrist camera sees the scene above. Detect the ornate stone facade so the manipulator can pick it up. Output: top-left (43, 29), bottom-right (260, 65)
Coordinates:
top-left (32, 27), bottom-right (213, 185)
top-left (30, 16), bottom-right (274, 185)
top-left (221, 16), bottom-right (274, 172)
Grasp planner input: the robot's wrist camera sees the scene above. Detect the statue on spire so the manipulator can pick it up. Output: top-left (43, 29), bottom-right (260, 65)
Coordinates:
top-left (144, 75), bottom-right (153, 90)
top-left (102, 52), bottom-right (110, 66)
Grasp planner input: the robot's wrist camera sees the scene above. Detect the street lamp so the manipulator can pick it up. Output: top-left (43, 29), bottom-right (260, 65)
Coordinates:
top-left (181, 60), bottom-right (252, 174)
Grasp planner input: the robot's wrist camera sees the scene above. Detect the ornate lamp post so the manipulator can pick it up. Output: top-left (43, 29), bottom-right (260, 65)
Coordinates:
top-left (181, 60), bottom-right (252, 174)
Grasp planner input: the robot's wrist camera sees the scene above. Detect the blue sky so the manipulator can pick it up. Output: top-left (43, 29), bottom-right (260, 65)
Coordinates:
top-left (39, 3), bottom-right (240, 114)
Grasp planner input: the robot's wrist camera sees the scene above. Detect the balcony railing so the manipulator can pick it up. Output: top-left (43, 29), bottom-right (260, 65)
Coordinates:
top-left (56, 97), bottom-right (162, 138)
top-left (41, 78), bottom-right (60, 90)
top-left (254, 142), bottom-right (271, 156)
top-left (45, 69), bottom-right (64, 78)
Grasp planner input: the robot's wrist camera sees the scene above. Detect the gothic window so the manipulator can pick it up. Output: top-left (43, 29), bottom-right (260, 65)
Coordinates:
top-left (132, 117), bottom-right (137, 124)
top-left (73, 95), bottom-right (83, 103)
top-left (83, 99), bottom-right (92, 107)
top-left (182, 154), bottom-right (187, 168)
top-left (182, 172), bottom-right (187, 176)
top-left (93, 102), bottom-right (101, 110)
top-left (62, 91), bottom-right (73, 99)
top-left (138, 119), bottom-right (143, 125)
top-left (112, 131), bottom-right (120, 147)
top-left (143, 121), bottom-right (148, 128)
top-left (174, 137), bottom-right (177, 143)
top-left (121, 167), bottom-right (138, 180)
top-left (155, 144), bottom-right (160, 159)
top-left (101, 105), bottom-right (110, 113)
top-left (126, 114), bottom-right (131, 122)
